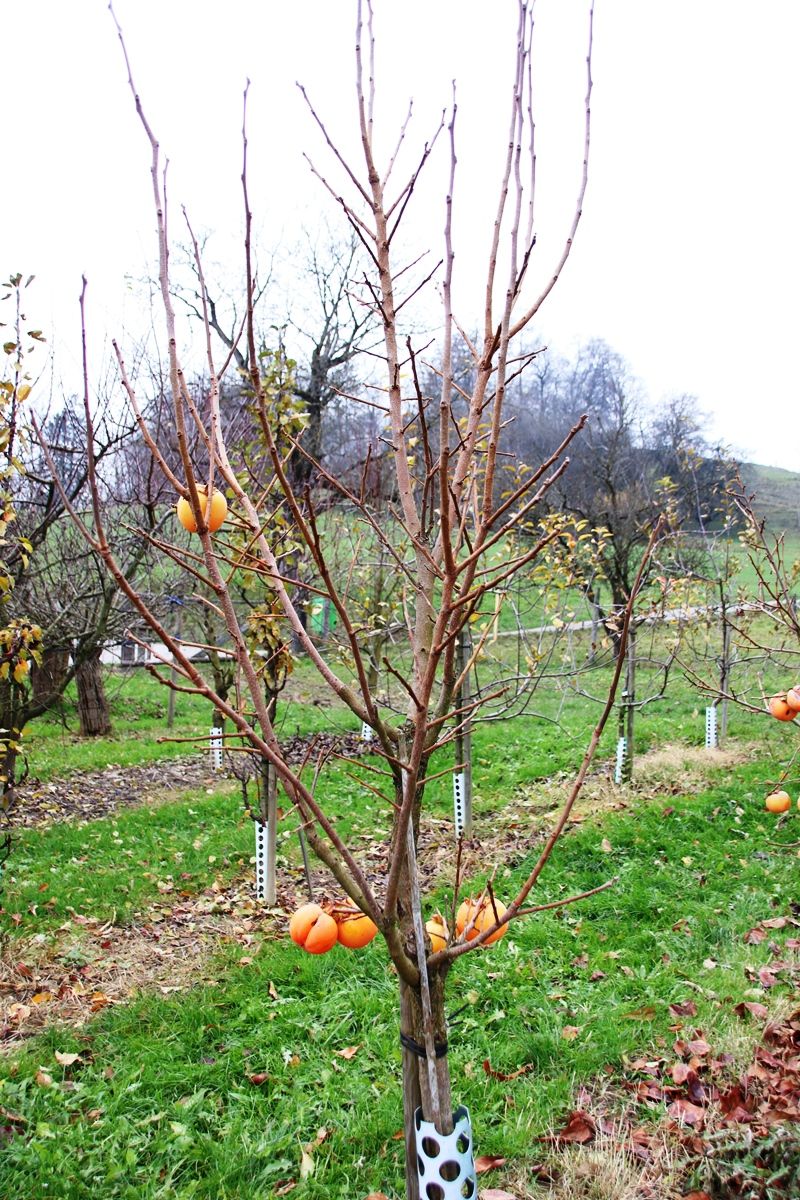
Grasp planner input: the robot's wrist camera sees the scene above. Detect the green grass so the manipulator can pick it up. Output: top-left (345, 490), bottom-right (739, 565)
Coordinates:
top-left (1, 763), bottom-right (798, 1199)
top-left (3, 783), bottom-right (249, 932)
top-left (2, 651), bottom-right (800, 1197)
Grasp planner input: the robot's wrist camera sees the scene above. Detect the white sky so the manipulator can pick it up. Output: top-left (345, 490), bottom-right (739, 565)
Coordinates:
top-left (5, 0), bottom-right (800, 469)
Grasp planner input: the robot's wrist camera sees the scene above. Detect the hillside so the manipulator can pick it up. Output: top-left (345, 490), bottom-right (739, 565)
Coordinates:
top-left (740, 461), bottom-right (800, 531)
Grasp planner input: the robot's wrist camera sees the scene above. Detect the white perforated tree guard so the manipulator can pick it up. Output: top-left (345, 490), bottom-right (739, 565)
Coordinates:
top-left (361, 721), bottom-right (374, 742)
top-left (614, 736), bottom-right (628, 784)
top-left (415, 1105), bottom-right (476, 1199)
top-left (453, 772), bottom-right (467, 840)
top-left (254, 820), bottom-right (267, 901)
top-left (209, 727), bottom-right (223, 771)
top-left (705, 706), bottom-right (718, 749)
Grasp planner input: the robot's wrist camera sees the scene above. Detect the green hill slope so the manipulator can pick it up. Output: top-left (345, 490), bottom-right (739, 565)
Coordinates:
top-left (739, 461), bottom-right (800, 532)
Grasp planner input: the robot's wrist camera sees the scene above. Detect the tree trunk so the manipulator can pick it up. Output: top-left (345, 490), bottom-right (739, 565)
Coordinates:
top-left (588, 584), bottom-right (601, 664)
top-left (0, 678), bottom-right (27, 833)
top-left (616, 631), bottom-right (635, 783)
top-left (400, 973), bottom-right (455, 1200)
top-left (31, 645), bottom-right (70, 708)
top-left (76, 651), bottom-right (112, 737)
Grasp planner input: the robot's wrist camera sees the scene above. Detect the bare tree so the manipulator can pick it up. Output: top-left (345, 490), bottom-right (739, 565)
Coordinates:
top-left (40, 4), bottom-right (669, 1195)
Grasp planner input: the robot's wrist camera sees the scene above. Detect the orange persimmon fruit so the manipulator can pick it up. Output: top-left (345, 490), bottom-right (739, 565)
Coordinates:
top-left (785, 686), bottom-right (800, 712)
top-left (176, 485), bottom-right (228, 534)
top-left (336, 909), bottom-right (378, 949)
top-left (289, 903), bottom-right (338, 954)
top-left (426, 915), bottom-right (449, 954)
top-left (765, 790), bottom-right (791, 814)
top-left (768, 695), bottom-right (795, 722)
top-left (456, 896), bottom-right (508, 944)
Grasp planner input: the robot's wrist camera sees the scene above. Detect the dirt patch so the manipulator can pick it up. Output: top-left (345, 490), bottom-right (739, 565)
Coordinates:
top-left (0, 879), bottom-right (267, 1051)
top-left (511, 741), bottom-right (759, 833)
top-left (11, 757), bottom-right (218, 830)
top-left (12, 732), bottom-right (370, 829)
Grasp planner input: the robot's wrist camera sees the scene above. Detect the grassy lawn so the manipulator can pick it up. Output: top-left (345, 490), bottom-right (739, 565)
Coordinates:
top-left (1, 660), bottom-right (799, 1198)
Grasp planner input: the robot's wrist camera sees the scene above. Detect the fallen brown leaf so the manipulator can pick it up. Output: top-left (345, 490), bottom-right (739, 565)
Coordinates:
top-left (0, 1105), bottom-right (26, 1126)
top-left (335, 1045), bottom-right (361, 1060)
top-left (734, 1000), bottom-right (769, 1021)
top-left (482, 1059), bottom-right (534, 1081)
top-left (474, 1154), bottom-right (507, 1173)
top-left (545, 1110), bottom-right (596, 1144)
top-left (54, 1052), bottom-right (82, 1067)
top-left (622, 1005), bottom-right (657, 1021)
top-left (667, 1098), bottom-right (705, 1127)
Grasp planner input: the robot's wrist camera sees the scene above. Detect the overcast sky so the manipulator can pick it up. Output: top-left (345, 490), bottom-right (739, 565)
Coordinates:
top-left (5, 1), bottom-right (799, 469)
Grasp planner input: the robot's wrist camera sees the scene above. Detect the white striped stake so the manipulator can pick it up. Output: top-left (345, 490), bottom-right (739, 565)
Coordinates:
top-left (209, 727), bottom-right (223, 771)
top-left (255, 820), bottom-right (268, 902)
top-left (705, 706), bottom-right (718, 749)
top-left (453, 771), bottom-right (467, 840)
top-left (614, 736), bottom-right (628, 784)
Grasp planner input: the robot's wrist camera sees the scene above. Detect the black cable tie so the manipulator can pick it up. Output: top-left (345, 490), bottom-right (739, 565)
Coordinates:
top-left (400, 1032), bottom-right (448, 1059)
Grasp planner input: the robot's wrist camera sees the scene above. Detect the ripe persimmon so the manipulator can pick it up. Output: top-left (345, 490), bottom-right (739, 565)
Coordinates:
top-left (768, 695), bottom-right (795, 722)
top-left (289, 903), bottom-right (338, 954)
top-left (456, 897), bottom-right (479, 937)
top-left (456, 895), bottom-right (508, 944)
top-left (176, 486), bottom-right (228, 534)
top-left (426, 915), bottom-right (449, 954)
top-left (765, 790), bottom-right (791, 813)
top-left (786, 686), bottom-right (800, 713)
top-left (336, 909), bottom-right (378, 949)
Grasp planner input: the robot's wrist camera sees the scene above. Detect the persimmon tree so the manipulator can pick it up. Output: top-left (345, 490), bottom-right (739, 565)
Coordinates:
top-left (687, 479), bottom-right (800, 733)
top-left (40, 2), bottom-right (665, 1193)
top-left (0, 275), bottom-right (44, 890)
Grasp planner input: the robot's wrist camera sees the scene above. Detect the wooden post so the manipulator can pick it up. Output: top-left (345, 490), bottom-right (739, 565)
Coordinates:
top-left (166, 599), bottom-right (183, 730)
top-left (719, 598), bottom-right (731, 742)
top-left (454, 630), bottom-right (473, 837)
top-left (257, 757), bottom-right (278, 907)
top-left (623, 630), bottom-right (636, 782)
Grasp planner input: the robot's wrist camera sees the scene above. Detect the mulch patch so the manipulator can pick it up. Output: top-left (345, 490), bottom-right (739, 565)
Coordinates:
top-left (10, 731), bottom-right (370, 829)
